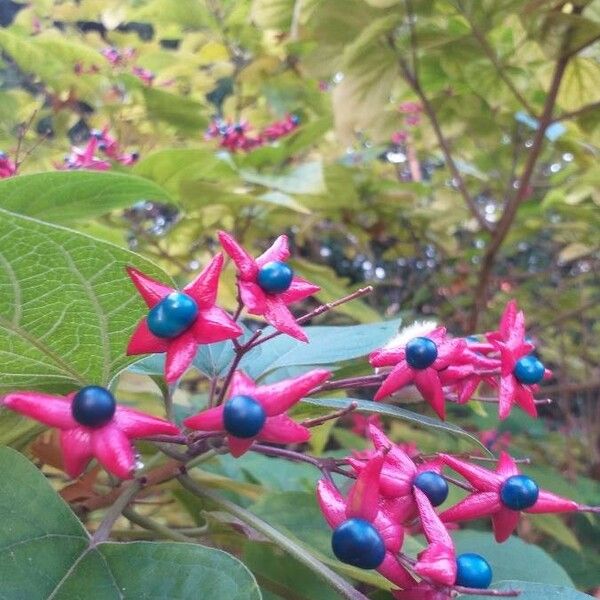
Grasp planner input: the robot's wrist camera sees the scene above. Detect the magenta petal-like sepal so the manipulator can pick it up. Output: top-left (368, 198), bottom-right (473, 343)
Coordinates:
top-left (347, 450), bottom-right (385, 521)
top-left (126, 257), bottom-right (242, 383)
top-left (218, 231), bottom-right (320, 341)
top-left (3, 389), bottom-right (180, 480)
top-left (184, 369), bottom-right (330, 457)
top-left (316, 479), bottom-right (346, 528)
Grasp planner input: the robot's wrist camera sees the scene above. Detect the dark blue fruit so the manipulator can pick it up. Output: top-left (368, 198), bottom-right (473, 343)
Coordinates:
top-left (331, 518), bottom-right (386, 570)
top-left (72, 386), bottom-right (116, 428)
top-left (500, 474), bottom-right (539, 510)
top-left (513, 355), bottom-right (545, 385)
top-left (455, 553), bottom-right (493, 589)
top-left (257, 261), bottom-right (293, 294)
top-left (413, 471), bottom-right (449, 507)
top-left (147, 292), bottom-right (198, 338)
top-left (405, 337), bottom-right (438, 369)
top-left (223, 395), bottom-right (266, 438)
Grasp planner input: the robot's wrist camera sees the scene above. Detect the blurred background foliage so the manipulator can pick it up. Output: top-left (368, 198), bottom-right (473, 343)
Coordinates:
top-left (0, 0), bottom-right (599, 593)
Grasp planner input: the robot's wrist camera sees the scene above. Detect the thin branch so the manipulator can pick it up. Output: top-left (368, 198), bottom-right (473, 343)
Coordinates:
top-left (456, 1), bottom-right (536, 116)
top-left (248, 286), bottom-right (374, 350)
top-left (394, 50), bottom-right (492, 232)
top-left (311, 373), bottom-right (387, 394)
top-left (301, 401), bottom-right (358, 428)
top-left (550, 100), bottom-right (600, 123)
top-left (469, 52), bottom-right (570, 328)
top-left (90, 479), bottom-right (144, 545)
top-left (123, 507), bottom-right (197, 543)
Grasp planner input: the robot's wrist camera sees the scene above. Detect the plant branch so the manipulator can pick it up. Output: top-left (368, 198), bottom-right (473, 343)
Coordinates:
top-left (310, 373), bottom-right (387, 394)
top-left (469, 52), bottom-right (570, 329)
top-left (456, 1), bottom-right (536, 116)
top-left (301, 401), bottom-right (358, 427)
top-left (122, 507), bottom-right (197, 543)
top-left (177, 475), bottom-right (369, 600)
top-left (550, 100), bottom-right (600, 123)
top-left (247, 286), bottom-right (374, 350)
top-left (90, 479), bottom-right (144, 545)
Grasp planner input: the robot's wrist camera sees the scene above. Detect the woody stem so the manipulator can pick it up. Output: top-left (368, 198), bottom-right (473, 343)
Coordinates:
top-left (247, 286), bottom-right (374, 350)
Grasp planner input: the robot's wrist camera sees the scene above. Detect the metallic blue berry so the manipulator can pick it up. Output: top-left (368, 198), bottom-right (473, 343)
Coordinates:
top-left (147, 292), bottom-right (198, 339)
top-left (331, 518), bottom-right (386, 570)
top-left (455, 553), bottom-right (493, 589)
top-left (72, 386), bottom-right (116, 428)
top-left (257, 261), bottom-right (293, 294)
top-left (513, 355), bottom-right (545, 385)
top-left (413, 471), bottom-right (449, 507)
top-left (290, 114), bottom-right (300, 125)
top-left (223, 395), bottom-right (266, 438)
top-left (500, 474), bottom-right (539, 510)
top-left (405, 337), bottom-right (438, 369)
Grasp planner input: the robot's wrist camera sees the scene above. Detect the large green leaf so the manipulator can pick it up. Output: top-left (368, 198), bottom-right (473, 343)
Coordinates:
top-left (452, 531), bottom-right (574, 587)
top-left (302, 397), bottom-right (488, 450)
top-left (0, 446), bottom-right (261, 600)
top-left (0, 172), bottom-right (172, 224)
top-left (0, 208), bottom-right (172, 393)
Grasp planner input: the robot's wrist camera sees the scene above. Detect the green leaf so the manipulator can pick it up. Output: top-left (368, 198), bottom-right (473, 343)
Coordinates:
top-left (142, 87), bottom-right (208, 131)
top-left (239, 320), bottom-right (401, 379)
top-left (462, 581), bottom-right (590, 600)
top-left (452, 530), bottom-right (574, 587)
top-left (303, 397), bottom-right (488, 450)
top-left (529, 514), bottom-right (582, 552)
top-left (0, 172), bottom-right (172, 224)
top-left (179, 477), bottom-right (375, 598)
top-left (0, 447), bottom-right (261, 599)
top-left (240, 161), bottom-right (326, 195)
top-left (0, 208), bottom-right (172, 393)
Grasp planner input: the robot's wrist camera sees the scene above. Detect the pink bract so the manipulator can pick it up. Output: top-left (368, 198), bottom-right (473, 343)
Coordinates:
top-left (126, 254), bottom-right (243, 383)
top-left (218, 231), bottom-right (320, 342)
top-left (3, 391), bottom-right (179, 479)
top-left (439, 452), bottom-right (582, 542)
top-left (183, 369), bottom-right (330, 457)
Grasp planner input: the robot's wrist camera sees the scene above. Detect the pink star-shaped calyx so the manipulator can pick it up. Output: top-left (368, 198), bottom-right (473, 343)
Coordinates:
top-left (218, 231), bottom-right (320, 342)
top-left (348, 424), bottom-right (442, 523)
top-left (369, 328), bottom-right (466, 419)
top-left (317, 451), bottom-right (414, 589)
top-left (2, 390), bottom-right (179, 479)
top-left (486, 300), bottom-right (551, 419)
top-left (183, 369), bottom-right (330, 457)
top-left (126, 253), bottom-right (243, 383)
top-left (439, 452), bottom-right (583, 542)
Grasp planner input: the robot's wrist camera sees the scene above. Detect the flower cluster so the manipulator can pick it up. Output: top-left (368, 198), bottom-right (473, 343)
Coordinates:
top-left (318, 425), bottom-right (594, 598)
top-left (61, 128), bottom-right (139, 170)
top-left (1, 232), bottom-right (322, 478)
top-left (205, 114), bottom-right (299, 152)
top-left (1, 229), bottom-right (596, 598)
top-left (369, 300), bottom-right (550, 420)
top-left (0, 151), bottom-right (17, 178)
top-left (100, 46), bottom-right (155, 85)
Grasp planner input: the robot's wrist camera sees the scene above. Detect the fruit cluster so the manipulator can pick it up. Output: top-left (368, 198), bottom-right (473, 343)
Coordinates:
top-left (205, 114), bottom-right (300, 152)
top-left (2, 231), bottom-right (596, 599)
top-left (61, 127), bottom-right (139, 170)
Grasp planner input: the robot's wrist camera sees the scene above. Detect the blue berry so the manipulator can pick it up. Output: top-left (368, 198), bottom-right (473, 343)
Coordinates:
top-left (223, 395), bottom-right (266, 438)
top-left (257, 261), bottom-right (294, 294)
top-left (147, 292), bottom-right (199, 339)
top-left (455, 553), bottom-right (492, 589)
top-left (500, 474), bottom-right (539, 510)
top-left (405, 337), bottom-right (438, 369)
top-left (290, 114), bottom-right (300, 125)
top-left (72, 386), bottom-right (116, 428)
top-left (513, 355), bottom-right (545, 385)
top-left (413, 471), bottom-right (449, 507)
top-left (331, 518), bottom-right (386, 570)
